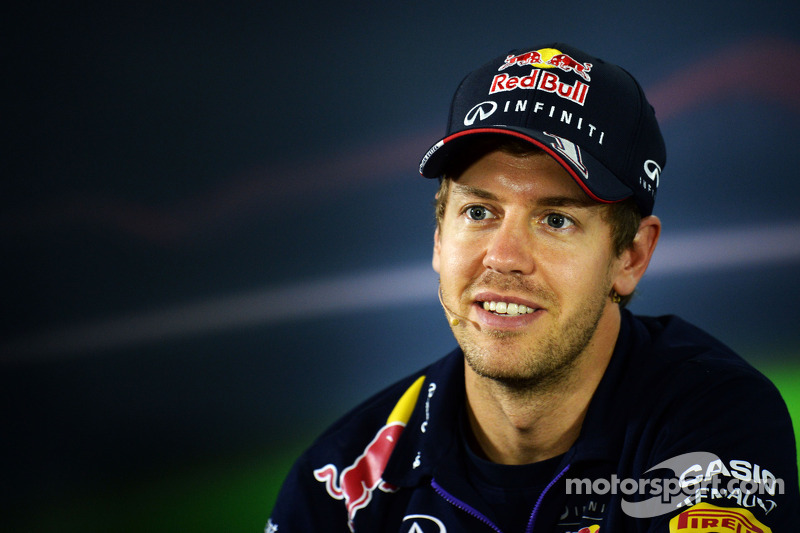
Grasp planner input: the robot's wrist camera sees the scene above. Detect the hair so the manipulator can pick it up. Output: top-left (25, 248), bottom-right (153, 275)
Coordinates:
top-left (433, 136), bottom-right (642, 307)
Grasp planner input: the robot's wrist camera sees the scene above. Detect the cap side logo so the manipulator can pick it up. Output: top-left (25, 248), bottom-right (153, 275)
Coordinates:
top-left (644, 160), bottom-right (661, 187)
top-left (639, 159), bottom-right (661, 197)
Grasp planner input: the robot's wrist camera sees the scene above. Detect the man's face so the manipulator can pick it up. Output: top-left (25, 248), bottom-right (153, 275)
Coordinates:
top-left (433, 148), bottom-right (624, 387)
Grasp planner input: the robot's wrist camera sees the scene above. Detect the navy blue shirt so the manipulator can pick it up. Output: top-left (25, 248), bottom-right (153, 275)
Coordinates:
top-left (268, 311), bottom-right (800, 532)
top-left (462, 424), bottom-right (566, 533)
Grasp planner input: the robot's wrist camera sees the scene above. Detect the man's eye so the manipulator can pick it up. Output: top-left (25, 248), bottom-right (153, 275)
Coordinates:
top-left (466, 206), bottom-right (493, 221)
top-left (545, 213), bottom-right (573, 229)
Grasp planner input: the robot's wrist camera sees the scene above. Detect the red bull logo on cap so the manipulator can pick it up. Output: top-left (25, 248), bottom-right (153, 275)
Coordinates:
top-left (314, 376), bottom-right (426, 532)
top-left (490, 69), bottom-right (589, 105)
top-left (498, 50), bottom-right (545, 71)
top-left (499, 48), bottom-right (593, 81)
top-left (490, 48), bottom-right (591, 106)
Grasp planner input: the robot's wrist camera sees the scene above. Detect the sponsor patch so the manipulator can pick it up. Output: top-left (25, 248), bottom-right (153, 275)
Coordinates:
top-left (490, 48), bottom-right (592, 105)
top-left (489, 69), bottom-right (589, 105)
top-left (669, 502), bottom-right (772, 533)
top-left (498, 47), bottom-right (593, 81)
top-left (314, 375), bottom-right (426, 532)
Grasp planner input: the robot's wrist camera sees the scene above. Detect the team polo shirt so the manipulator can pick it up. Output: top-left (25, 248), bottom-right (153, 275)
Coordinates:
top-left (268, 310), bottom-right (800, 531)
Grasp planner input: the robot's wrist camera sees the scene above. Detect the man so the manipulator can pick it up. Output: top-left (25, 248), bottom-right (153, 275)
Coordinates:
top-left (267, 43), bottom-right (799, 532)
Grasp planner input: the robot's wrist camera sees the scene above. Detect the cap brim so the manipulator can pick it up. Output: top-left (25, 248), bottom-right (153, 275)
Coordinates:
top-left (419, 127), bottom-right (633, 205)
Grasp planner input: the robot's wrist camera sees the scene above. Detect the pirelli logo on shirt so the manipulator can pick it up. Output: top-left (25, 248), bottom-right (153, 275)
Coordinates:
top-left (669, 502), bottom-right (771, 533)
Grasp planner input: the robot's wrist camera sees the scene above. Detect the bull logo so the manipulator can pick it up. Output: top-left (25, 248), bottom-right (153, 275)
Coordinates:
top-left (314, 375), bottom-right (426, 531)
top-left (498, 48), bottom-right (593, 81)
top-left (499, 50), bottom-right (544, 70)
top-left (546, 53), bottom-right (593, 81)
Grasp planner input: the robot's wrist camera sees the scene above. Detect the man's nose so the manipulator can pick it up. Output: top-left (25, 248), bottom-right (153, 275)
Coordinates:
top-left (482, 218), bottom-right (536, 275)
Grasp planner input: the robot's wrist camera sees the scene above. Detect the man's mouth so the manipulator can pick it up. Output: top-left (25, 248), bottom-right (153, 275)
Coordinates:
top-left (479, 300), bottom-right (538, 317)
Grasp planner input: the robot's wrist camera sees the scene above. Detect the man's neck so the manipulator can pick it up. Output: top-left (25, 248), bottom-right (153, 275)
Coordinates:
top-left (464, 307), bottom-right (620, 465)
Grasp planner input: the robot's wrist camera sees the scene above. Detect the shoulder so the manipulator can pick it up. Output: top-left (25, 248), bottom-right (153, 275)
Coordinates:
top-left (293, 348), bottom-right (462, 478)
top-left (617, 314), bottom-right (800, 526)
top-left (590, 313), bottom-right (792, 460)
top-left (631, 313), bottom-right (783, 405)
top-left (268, 349), bottom-right (463, 531)
top-left (630, 314), bottom-right (796, 483)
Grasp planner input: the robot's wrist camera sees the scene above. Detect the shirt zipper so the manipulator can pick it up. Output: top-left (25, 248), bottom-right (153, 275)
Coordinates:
top-left (431, 478), bottom-right (504, 533)
top-left (525, 464), bottom-right (571, 533)
top-left (431, 463), bottom-right (572, 533)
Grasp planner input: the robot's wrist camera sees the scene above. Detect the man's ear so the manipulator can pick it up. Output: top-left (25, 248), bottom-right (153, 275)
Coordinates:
top-left (432, 226), bottom-right (441, 274)
top-left (613, 215), bottom-right (661, 297)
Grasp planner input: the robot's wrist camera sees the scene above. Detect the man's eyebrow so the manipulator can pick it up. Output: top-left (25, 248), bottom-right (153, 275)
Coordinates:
top-left (451, 184), bottom-right (596, 209)
top-left (450, 184), bottom-right (498, 201)
top-left (536, 195), bottom-right (597, 208)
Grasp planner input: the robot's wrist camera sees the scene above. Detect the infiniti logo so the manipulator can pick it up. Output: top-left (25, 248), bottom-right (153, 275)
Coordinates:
top-left (643, 159), bottom-right (661, 188)
top-left (402, 514), bottom-right (447, 533)
top-left (463, 101), bottom-right (498, 126)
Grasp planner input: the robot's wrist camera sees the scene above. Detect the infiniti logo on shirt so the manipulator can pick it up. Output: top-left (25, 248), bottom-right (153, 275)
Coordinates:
top-left (402, 514), bottom-right (447, 532)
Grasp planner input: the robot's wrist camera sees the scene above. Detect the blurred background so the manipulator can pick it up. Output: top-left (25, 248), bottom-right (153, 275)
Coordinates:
top-left (4, 1), bottom-right (800, 531)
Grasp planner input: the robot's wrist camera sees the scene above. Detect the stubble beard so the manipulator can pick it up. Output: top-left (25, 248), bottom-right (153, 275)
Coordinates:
top-left (455, 282), bottom-right (609, 393)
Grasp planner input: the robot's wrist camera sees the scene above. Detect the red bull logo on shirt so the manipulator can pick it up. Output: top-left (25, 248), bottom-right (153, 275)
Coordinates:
top-left (314, 375), bottom-right (426, 532)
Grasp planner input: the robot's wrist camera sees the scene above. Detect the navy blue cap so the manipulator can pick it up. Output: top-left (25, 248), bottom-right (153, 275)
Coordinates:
top-left (419, 43), bottom-right (666, 216)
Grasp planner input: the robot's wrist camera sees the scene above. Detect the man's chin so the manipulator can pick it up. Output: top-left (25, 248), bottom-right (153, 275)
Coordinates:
top-left (462, 341), bottom-right (584, 392)
top-left (466, 361), bottom-right (570, 391)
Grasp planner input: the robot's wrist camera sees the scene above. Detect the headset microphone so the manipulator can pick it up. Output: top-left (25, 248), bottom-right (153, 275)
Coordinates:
top-left (438, 285), bottom-right (479, 328)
